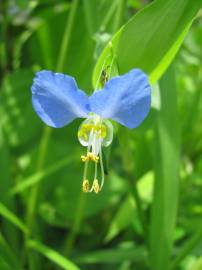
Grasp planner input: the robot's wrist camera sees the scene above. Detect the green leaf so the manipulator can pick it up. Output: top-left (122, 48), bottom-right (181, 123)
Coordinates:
top-left (29, 3), bottom-right (94, 90)
top-left (0, 203), bottom-right (28, 234)
top-left (191, 257), bottom-right (202, 270)
top-left (75, 246), bottom-right (147, 264)
top-left (0, 258), bottom-right (13, 270)
top-left (0, 123), bottom-right (19, 250)
top-left (105, 195), bottom-right (136, 242)
top-left (0, 70), bottom-right (41, 147)
top-left (137, 171), bottom-right (154, 203)
top-left (105, 171), bottom-right (153, 242)
top-left (0, 234), bottom-right (20, 269)
top-left (0, 127), bottom-right (12, 202)
top-left (10, 156), bottom-right (76, 195)
top-left (93, 0), bottom-right (202, 87)
top-left (149, 64), bottom-right (180, 270)
top-left (28, 240), bottom-right (80, 270)
top-left (170, 228), bottom-right (202, 270)
top-left (83, 0), bottom-right (120, 34)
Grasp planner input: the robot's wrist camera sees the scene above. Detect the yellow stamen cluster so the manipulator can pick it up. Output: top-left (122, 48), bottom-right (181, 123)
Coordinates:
top-left (81, 152), bottom-right (100, 193)
top-left (81, 152), bottom-right (99, 163)
top-left (79, 116), bottom-right (113, 195)
top-left (79, 118), bottom-right (108, 194)
top-left (82, 179), bottom-right (90, 192)
top-left (78, 123), bottom-right (107, 141)
top-left (92, 179), bottom-right (100, 194)
top-left (82, 179), bottom-right (100, 194)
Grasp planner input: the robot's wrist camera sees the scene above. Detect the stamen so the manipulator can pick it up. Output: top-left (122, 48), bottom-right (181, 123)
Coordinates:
top-left (88, 152), bottom-right (99, 163)
top-left (81, 155), bottom-right (88, 162)
top-left (89, 151), bottom-right (104, 194)
top-left (79, 115), bottom-right (113, 194)
top-left (82, 179), bottom-right (90, 192)
top-left (89, 159), bottom-right (98, 193)
top-left (92, 179), bottom-right (100, 194)
top-left (81, 152), bottom-right (99, 163)
top-left (81, 132), bottom-right (93, 191)
top-left (99, 149), bottom-right (105, 190)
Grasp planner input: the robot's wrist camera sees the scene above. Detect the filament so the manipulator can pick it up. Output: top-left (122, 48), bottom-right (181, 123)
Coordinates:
top-left (89, 162), bottom-right (98, 193)
top-left (82, 131), bottom-right (93, 192)
top-left (99, 149), bottom-right (105, 190)
top-left (81, 115), bottom-right (110, 194)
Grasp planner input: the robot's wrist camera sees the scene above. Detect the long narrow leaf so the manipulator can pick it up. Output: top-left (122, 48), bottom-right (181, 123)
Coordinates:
top-left (0, 203), bottom-right (28, 234)
top-left (10, 156), bottom-right (76, 195)
top-left (75, 246), bottom-right (147, 264)
top-left (0, 234), bottom-right (20, 269)
top-left (150, 64), bottom-right (180, 270)
top-left (93, 0), bottom-right (201, 86)
top-left (28, 240), bottom-right (80, 270)
top-left (170, 228), bottom-right (202, 270)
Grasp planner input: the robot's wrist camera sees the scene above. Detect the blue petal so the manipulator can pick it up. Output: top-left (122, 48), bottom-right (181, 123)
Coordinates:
top-left (89, 69), bottom-right (151, 129)
top-left (31, 70), bottom-right (90, 128)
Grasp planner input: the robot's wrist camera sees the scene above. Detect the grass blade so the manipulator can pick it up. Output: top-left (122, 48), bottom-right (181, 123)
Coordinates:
top-left (104, 195), bottom-right (136, 243)
top-left (170, 228), bottom-right (202, 270)
top-left (10, 156), bottom-right (76, 195)
top-left (75, 246), bottom-right (147, 264)
top-left (149, 64), bottom-right (180, 270)
top-left (0, 234), bottom-right (20, 269)
top-left (28, 240), bottom-right (80, 270)
top-left (0, 203), bottom-right (28, 234)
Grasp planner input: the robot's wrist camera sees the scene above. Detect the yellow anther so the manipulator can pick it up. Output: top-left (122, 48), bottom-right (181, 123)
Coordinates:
top-left (81, 155), bottom-right (88, 162)
top-left (82, 179), bottom-right (90, 192)
top-left (81, 152), bottom-right (99, 163)
top-left (92, 179), bottom-right (100, 194)
top-left (87, 152), bottom-right (99, 163)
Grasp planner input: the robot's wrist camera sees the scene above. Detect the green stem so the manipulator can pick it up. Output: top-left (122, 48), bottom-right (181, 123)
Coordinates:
top-left (113, 0), bottom-right (126, 32)
top-left (169, 228), bottom-right (202, 270)
top-left (0, 0), bottom-right (8, 75)
top-left (56, 0), bottom-right (79, 72)
top-left (118, 128), bottom-right (149, 249)
top-left (24, 0), bottom-right (79, 268)
top-left (26, 126), bottom-right (51, 230)
top-left (25, 0), bottom-right (79, 234)
top-left (24, 126), bottom-right (51, 270)
top-left (63, 192), bottom-right (86, 257)
top-left (126, 172), bottom-right (148, 247)
top-left (83, 0), bottom-right (96, 35)
top-left (101, 0), bottom-right (119, 31)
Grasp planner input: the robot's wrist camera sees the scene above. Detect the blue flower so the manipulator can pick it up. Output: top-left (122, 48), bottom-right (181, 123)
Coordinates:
top-left (31, 68), bottom-right (151, 193)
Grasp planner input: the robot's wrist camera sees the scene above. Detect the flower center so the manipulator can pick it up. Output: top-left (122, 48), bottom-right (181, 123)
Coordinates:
top-left (78, 114), bottom-right (113, 193)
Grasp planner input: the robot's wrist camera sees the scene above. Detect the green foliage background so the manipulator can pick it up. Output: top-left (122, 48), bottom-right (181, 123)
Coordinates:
top-left (0, 0), bottom-right (202, 269)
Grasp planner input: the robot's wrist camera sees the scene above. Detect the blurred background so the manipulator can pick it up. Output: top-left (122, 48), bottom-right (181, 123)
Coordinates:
top-left (0, 0), bottom-right (202, 270)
